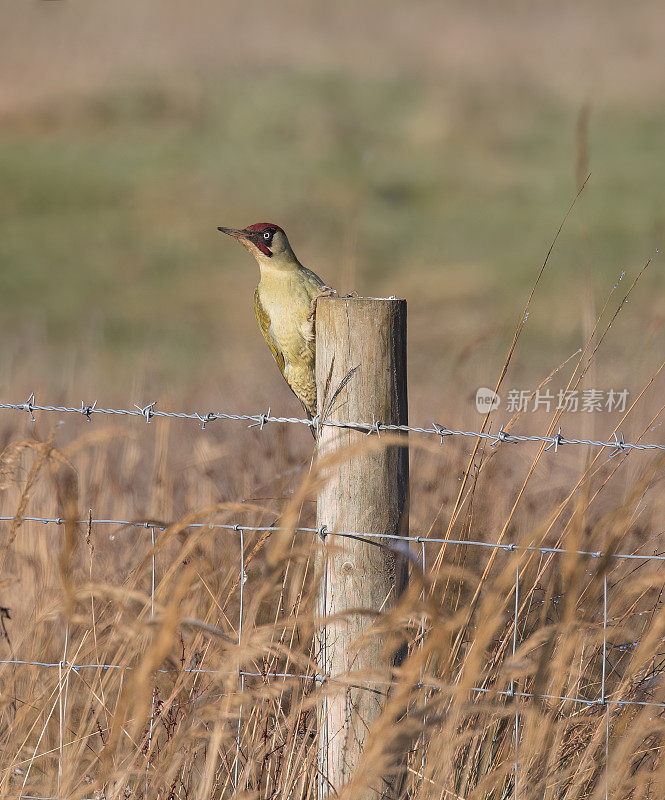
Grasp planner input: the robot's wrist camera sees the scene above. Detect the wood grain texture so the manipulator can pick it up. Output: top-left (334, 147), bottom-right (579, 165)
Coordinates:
top-left (315, 297), bottom-right (409, 799)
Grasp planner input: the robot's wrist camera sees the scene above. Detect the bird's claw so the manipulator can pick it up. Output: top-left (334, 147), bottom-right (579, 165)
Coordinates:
top-left (308, 287), bottom-right (338, 320)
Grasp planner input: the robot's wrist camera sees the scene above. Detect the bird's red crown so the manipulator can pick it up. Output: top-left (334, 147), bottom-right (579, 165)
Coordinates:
top-left (246, 222), bottom-right (285, 235)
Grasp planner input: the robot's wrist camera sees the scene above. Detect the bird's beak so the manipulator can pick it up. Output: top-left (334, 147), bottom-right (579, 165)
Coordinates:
top-left (217, 226), bottom-right (248, 239)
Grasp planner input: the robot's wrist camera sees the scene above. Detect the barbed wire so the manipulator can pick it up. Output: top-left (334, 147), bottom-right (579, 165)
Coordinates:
top-left (1, 394), bottom-right (663, 456)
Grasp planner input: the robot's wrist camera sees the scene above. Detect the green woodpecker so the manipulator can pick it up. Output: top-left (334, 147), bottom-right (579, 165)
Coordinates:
top-left (218, 223), bottom-right (335, 421)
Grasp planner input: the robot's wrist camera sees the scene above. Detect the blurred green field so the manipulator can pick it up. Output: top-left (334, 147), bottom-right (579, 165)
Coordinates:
top-left (2, 76), bottom-right (663, 372)
top-left (0, 1), bottom-right (663, 411)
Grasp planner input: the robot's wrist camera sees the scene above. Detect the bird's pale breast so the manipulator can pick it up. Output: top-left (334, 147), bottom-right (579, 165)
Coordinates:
top-left (256, 268), bottom-right (323, 414)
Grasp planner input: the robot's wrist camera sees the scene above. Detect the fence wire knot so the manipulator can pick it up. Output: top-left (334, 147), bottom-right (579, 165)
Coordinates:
top-left (249, 407), bottom-right (271, 430)
top-left (19, 392), bottom-right (36, 421)
top-left (545, 427), bottom-right (565, 453)
top-left (80, 400), bottom-right (97, 422)
top-left (318, 524), bottom-right (328, 541)
top-left (135, 402), bottom-right (156, 423)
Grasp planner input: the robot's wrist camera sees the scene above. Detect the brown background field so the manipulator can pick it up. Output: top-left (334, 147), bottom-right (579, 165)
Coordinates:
top-left (0, 2), bottom-right (664, 798)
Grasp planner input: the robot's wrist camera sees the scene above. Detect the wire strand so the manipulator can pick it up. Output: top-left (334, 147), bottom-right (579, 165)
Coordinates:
top-left (0, 397), bottom-right (662, 455)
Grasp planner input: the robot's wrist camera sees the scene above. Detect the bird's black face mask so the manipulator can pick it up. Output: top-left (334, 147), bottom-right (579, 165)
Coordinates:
top-left (218, 223), bottom-right (284, 257)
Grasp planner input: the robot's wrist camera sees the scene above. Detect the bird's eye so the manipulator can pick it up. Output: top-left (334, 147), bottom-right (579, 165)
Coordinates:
top-left (263, 230), bottom-right (271, 240)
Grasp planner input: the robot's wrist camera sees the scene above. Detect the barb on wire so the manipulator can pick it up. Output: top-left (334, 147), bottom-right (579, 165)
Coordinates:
top-left (197, 412), bottom-right (217, 431)
top-left (491, 425), bottom-right (516, 447)
top-left (545, 427), bottom-right (564, 453)
top-left (248, 407), bottom-right (271, 430)
top-left (0, 396), bottom-right (663, 455)
top-left (19, 392), bottom-right (36, 422)
top-left (80, 401), bottom-right (97, 422)
top-left (134, 402), bottom-right (156, 423)
top-left (609, 432), bottom-right (628, 459)
top-left (432, 422), bottom-right (452, 444)
top-left (366, 414), bottom-right (383, 437)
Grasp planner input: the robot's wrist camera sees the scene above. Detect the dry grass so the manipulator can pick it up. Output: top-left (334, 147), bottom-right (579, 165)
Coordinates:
top-left (1, 276), bottom-right (665, 799)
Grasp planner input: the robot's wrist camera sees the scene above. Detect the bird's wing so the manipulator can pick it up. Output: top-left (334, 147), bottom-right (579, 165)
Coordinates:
top-left (254, 288), bottom-right (286, 377)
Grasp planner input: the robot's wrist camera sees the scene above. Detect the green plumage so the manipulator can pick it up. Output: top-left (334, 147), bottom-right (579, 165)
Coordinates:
top-left (253, 268), bottom-right (324, 420)
top-left (254, 288), bottom-right (286, 377)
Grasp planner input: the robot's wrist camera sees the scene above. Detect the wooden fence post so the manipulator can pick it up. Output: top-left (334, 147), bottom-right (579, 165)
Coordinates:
top-left (315, 296), bottom-right (409, 799)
